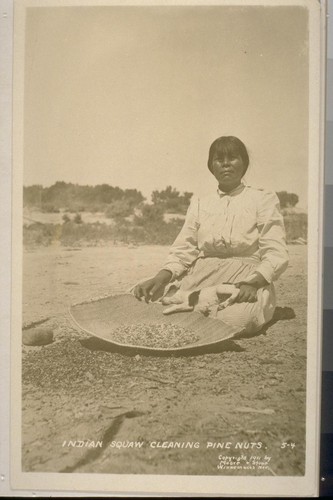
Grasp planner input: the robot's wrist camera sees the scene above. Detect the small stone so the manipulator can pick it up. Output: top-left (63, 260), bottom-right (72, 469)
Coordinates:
top-left (22, 328), bottom-right (53, 346)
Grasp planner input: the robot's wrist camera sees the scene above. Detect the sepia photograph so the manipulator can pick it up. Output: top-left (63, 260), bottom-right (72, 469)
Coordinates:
top-left (9, 0), bottom-right (324, 496)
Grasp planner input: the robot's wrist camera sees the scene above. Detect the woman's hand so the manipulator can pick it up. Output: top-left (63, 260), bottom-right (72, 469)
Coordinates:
top-left (235, 272), bottom-right (269, 303)
top-left (133, 269), bottom-right (172, 303)
top-left (235, 283), bottom-right (257, 303)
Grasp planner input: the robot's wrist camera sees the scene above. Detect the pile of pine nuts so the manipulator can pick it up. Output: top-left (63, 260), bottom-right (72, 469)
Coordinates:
top-left (111, 323), bottom-right (200, 348)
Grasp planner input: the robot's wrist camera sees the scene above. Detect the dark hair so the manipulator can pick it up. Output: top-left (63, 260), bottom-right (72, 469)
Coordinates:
top-left (207, 136), bottom-right (249, 174)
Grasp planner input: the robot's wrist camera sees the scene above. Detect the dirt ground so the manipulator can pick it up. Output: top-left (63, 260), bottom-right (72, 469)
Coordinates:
top-left (21, 244), bottom-right (307, 477)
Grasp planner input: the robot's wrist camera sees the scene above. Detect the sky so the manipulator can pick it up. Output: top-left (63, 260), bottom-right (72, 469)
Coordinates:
top-left (24, 5), bottom-right (309, 207)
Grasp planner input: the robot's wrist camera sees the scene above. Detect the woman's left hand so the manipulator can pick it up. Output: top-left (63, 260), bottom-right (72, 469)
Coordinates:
top-left (235, 283), bottom-right (257, 303)
top-left (235, 272), bottom-right (269, 303)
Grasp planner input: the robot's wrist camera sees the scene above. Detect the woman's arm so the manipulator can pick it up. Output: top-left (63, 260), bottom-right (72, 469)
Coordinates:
top-left (234, 191), bottom-right (288, 303)
top-left (133, 196), bottom-right (200, 301)
top-left (254, 190), bottom-right (289, 283)
top-left (161, 195), bottom-right (201, 279)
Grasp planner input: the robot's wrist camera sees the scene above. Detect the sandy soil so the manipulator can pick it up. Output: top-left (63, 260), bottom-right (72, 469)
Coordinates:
top-left (21, 244), bottom-right (307, 476)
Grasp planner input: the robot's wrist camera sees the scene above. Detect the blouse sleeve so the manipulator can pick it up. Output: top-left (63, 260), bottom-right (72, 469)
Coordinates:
top-left (161, 195), bottom-right (200, 279)
top-left (255, 191), bottom-right (289, 283)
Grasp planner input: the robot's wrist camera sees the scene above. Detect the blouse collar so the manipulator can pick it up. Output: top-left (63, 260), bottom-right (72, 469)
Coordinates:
top-left (217, 182), bottom-right (246, 198)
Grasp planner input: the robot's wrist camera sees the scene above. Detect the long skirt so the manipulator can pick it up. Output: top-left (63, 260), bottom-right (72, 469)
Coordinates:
top-left (163, 256), bottom-right (276, 334)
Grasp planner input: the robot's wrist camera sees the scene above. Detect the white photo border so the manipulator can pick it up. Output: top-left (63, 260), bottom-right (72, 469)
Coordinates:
top-left (6, 0), bottom-right (325, 496)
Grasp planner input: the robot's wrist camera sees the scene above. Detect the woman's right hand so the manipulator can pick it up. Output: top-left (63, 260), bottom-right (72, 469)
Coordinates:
top-left (133, 269), bottom-right (172, 303)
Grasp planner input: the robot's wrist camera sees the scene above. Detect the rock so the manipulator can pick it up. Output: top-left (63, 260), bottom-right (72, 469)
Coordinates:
top-left (22, 328), bottom-right (54, 346)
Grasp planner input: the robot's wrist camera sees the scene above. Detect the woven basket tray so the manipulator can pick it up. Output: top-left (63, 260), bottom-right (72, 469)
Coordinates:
top-left (69, 293), bottom-right (242, 354)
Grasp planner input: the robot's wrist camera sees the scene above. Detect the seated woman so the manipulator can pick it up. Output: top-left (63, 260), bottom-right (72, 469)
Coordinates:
top-left (133, 136), bottom-right (289, 334)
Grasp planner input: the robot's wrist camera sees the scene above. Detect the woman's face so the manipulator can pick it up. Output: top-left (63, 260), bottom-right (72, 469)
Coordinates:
top-left (210, 151), bottom-right (246, 192)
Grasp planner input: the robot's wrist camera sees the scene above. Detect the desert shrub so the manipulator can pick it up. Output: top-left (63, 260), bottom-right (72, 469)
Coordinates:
top-left (89, 204), bottom-right (106, 213)
top-left (131, 204), bottom-right (165, 243)
top-left (23, 185), bottom-right (43, 208)
top-left (105, 199), bottom-right (134, 219)
top-left (119, 204), bottom-right (183, 244)
top-left (276, 191), bottom-right (299, 209)
top-left (24, 182), bottom-right (145, 213)
top-left (60, 222), bottom-right (113, 246)
top-left (105, 204), bottom-right (183, 245)
top-left (151, 186), bottom-right (192, 214)
top-left (24, 221), bottom-right (118, 247)
top-left (65, 205), bottom-right (86, 213)
top-left (23, 223), bottom-right (59, 247)
top-left (283, 213), bottom-right (307, 241)
top-left (133, 204), bottom-right (164, 226)
top-left (148, 218), bottom-right (183, 245)
top-left (62, 214), bottom-right (71, 223)
top-left (129, 226), bottom-right (146, 242)
top-left (110, 218), bottom-right (132, 244)
top-left (41, 204), bottom-right (60, 213)
top-left (74, 213), bottom-right (83, 224)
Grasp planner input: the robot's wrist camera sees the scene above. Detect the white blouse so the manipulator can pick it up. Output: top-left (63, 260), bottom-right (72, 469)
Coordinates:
top-left (162, 183), bottom-right (289, 284)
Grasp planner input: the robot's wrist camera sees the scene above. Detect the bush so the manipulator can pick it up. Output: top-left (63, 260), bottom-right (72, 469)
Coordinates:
top-left (105, 199), bottom-right (134, 219)
top-left (41, 204), bottom-right (60, 213)
top-left (151, 186), bottom-right (192, 214)
top-left (283, 213), bottom-right (307, 241)
top-left (23, 182), bottom-right (145, 213)
top-left (276, 191), bottom-right (299, 209)
top-left (60, 221), bottom-right (114, 246)
top-left (133, 204), bottom-right (164, 226)
top-left (74, 213), bottom-right (83, 224)
top-left (66, 205), bottom-right (86, 213)
top-left (23, 223), bottom-right (59, 247)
